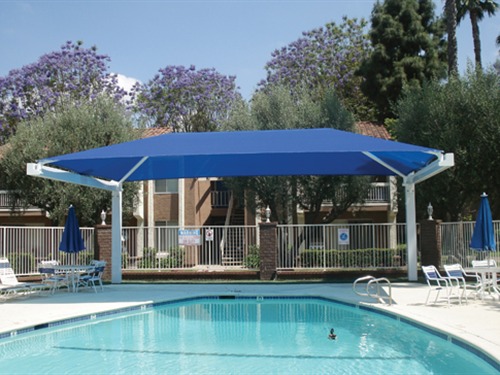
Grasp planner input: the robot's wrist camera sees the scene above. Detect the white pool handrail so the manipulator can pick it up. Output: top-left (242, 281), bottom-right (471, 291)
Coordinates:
top-left (353, 275), bottom-right (392, 305)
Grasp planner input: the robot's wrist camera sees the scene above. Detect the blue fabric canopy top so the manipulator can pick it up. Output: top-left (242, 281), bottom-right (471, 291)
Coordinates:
top-left (39, 128), bottom-right (445, 183)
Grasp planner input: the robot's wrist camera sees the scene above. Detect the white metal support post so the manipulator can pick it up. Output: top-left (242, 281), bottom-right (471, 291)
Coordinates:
top-left (404, 181), bottom-right (418, 281)
top-left (111, 188), bottom-right (123, 283)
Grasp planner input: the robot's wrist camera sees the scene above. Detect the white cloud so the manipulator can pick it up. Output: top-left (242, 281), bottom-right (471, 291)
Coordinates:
top-left (115, 73), bottom-right (140, 92)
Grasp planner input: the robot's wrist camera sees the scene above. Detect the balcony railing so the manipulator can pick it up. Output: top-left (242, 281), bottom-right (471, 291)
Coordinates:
top-left (210, 183), bottom-right (390, 209)
top-left (0, 190), bottom-right (14, 208)
top-left (211, 190), bottom-right (231, 208)
top-left (0, 190), bottom-right (40, 211)
top-left (365, 182), bottom-right (390, 203)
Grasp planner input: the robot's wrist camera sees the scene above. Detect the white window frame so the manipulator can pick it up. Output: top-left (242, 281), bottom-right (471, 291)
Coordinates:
top-left (154, 179), bottom-right (178, 194)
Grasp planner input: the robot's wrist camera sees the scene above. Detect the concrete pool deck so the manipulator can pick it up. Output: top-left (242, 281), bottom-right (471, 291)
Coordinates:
top-left (0, 282), bottom-right (499, 367)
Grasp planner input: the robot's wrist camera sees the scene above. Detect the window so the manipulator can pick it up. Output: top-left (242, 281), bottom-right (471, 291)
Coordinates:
top-left (154, 179), bottom-right (178, 194)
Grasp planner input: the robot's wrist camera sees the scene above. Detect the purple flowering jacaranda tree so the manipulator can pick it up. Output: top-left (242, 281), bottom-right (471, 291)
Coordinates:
top-left (131, 65), bottom-right (241, 132)
top-left (260, 17), bottom-right (373, 119)
top-left (0, 41), bottom-right (126, 143)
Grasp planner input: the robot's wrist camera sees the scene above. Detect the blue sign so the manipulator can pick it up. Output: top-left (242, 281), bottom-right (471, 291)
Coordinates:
top-left (338, 229), bottom-right (350, 245)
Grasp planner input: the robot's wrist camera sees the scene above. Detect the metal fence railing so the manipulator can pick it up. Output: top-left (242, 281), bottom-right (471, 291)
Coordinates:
top-left (439, 220), bottom-right (500, 268)
top-left (121, 225), bottom-right (258, 271)
top-left (277, 223), bottom-right (409, 270)
top-left (3, 220), bottom-right (498, 276)
top-left (0, 226), bottom-right (95, 275)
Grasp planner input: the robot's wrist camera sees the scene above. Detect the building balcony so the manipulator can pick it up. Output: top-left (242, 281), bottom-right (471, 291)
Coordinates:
top-left (210, 182), bottom-right (392, 209)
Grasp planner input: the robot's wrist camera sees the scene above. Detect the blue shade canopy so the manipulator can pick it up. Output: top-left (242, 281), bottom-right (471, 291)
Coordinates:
top-left (37, 128), bottom-right (445, 182)
top-left (59, 206), bottom-right (86, 253)
top-left (470, 193), bottom-right (496, 252)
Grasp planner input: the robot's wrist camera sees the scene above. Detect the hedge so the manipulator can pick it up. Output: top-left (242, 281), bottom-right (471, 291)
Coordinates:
top-left (299, 247), bottom-right (406, 268)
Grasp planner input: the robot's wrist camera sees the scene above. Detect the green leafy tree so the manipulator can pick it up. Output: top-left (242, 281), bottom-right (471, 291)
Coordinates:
top-left (359, 0), bottom-right (447, 121)
top-left (0, 96), bottom-right (138, 226)
top-left (224, 85), bottom-right (371, 225)
top-left (457, 0), bottom-right (498, 70)
top-left (393, 68), bottom-right (500, 220)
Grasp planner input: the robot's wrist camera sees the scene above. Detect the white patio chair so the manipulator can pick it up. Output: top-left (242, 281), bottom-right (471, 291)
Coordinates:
top-left (422, 265), bottom-right (461, 306)
top-left (77, 261), bottom-right (106, 293)
top-left (443, 263), bottom-right (481, 302)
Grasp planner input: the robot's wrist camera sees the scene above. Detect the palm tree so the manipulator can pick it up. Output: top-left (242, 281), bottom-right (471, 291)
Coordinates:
top-left (457, 0), bottom-right (498, 70)
top-left (496, 33), bottom-right (500, 74)
top-left (445, 0), bottom-right (459, 77)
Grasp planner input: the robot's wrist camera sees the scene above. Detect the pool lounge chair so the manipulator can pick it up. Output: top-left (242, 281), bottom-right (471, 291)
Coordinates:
top-left (0, 284), bottom-right (30, 301)
top-left (0, 258), bottom-right (49, 298)
top-left (422, 265), bottom-right (461, 306)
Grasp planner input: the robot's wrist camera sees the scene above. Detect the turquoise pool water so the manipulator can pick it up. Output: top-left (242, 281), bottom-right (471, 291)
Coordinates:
top-left (0, 297), bottom-right (497, 374)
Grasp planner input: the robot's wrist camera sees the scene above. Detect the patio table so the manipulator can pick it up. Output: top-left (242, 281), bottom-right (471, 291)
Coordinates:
top-left (464, 267), bottom-right (500, 300)
top-left (52, 265), bottom-right (94, 293)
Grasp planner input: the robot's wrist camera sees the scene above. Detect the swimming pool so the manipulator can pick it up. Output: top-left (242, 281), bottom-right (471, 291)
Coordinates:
top-left (0, 296), bottom-right (497, 374)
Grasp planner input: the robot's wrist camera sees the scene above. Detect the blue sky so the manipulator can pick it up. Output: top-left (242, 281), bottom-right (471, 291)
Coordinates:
top-left (1, 0), bottom-right (499, 100)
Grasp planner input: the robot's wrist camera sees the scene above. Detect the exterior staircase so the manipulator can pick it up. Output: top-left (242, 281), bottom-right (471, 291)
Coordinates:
top-left (221, 195), bottom-right (246, 266)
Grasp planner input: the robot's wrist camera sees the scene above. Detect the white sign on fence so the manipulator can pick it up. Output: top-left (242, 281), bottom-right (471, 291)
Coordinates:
top-left (205, 228), bottom-right (214, 241)
top-left (338, 228), bottom-right (350, 245)
top-left (178, 229), bottom-right (201, 245)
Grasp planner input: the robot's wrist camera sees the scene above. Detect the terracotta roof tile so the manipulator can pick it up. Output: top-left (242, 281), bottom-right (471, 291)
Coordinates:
top-left (140, 124), bottom-right (391, 141)
top-left (355, 121), bottom-right (391, 140)
top-left (139, 127), bottom-right (172, 139)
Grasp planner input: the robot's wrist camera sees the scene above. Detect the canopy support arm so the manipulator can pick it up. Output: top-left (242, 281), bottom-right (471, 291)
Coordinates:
top-left (27, 163), bottom-right (119, 192)
top-left (404, 153), bottom-right (454, 185)
top-left (119, 156), bottom-right (148, 184)
top-left (362, 151), bottom-right (407, 177)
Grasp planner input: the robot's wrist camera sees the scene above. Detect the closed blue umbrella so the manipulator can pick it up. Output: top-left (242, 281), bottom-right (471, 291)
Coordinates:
top-left (59, 205), bottom-right (86, 255)
top-left (470, 193), bottom-right (496, 256)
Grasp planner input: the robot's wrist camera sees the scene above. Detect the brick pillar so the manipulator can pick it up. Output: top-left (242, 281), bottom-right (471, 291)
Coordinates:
top-left (259, 222), bottom-right (277, 280)
top-left (420, 219), bottom-right (442, 269)
top-left (94, 224), bottom-right (112, 282)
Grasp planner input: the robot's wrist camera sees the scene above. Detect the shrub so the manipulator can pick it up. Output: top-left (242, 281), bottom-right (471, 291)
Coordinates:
top-left (243, 245), bottom-right (260, 269)
top-left (299, 247), bottom-right (406, 268)
top-left (136, 247), bottom-right (185, 269)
